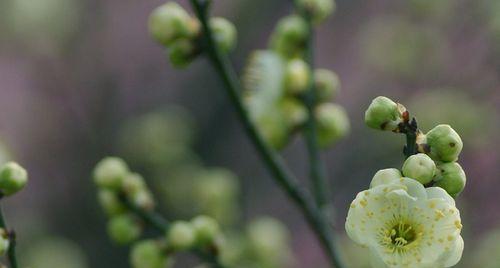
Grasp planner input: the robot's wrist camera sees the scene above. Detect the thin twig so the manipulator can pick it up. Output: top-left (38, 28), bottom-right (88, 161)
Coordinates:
top-left (0, 200), bottom-right (18, 268)
top-left (188, 1), bottom-right (344, 267)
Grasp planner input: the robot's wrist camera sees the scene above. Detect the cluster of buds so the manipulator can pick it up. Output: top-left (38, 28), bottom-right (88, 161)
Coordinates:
top-left (243, 0), bottom-right (349, 149)
top-left (148, 2), bottom-right (236, 68)
top-left (365, 96), bottom-right (466, 197)
top-left (344, 96), bottom-right (466, 267)
top-left (93, 157), bottom-right (223, 268)
top-left (93, 157), bottom-right (154, 245)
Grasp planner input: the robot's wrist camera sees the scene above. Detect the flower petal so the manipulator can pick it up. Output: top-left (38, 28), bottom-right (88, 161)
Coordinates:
top-left (426, 187), bottom-right (455, 206)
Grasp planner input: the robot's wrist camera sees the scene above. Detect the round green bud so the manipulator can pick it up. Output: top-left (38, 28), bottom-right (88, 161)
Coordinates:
top-left (370, 168), bottom-right (402, 188)
top-left (130, 240), bottom-right (168, 268)
top-left (122, 173), bottom-right (146, 195)
top-left (191, 215), bottom-right (220, 245)
top-left (285, 59), bottom-right (311, 95)
top-left (148, 2), bottom-right (198, 46)
top-left (280, 98), bottom-right (307, 128)
top-left (0, 229), bottom-right (9, 256)
top-left (315, 103), bottom-right (350, 148)
top-left (0, 162), bottom-right (28, 196)
top-left (297, 0), bottom-right (336, 24)
top-left (270, 15), bottom-right (308, 58)
top-left (314, 69), bottom-right (340, 101)
top-left (402, 153), bottom-right (436, 185)
top-left (93, 157), bottom-right (129, 190)
top-left (434, 162), bottom-right (466, 197)
top-left (168, 39), bottom-right (198, 68)
top-left (97, 189), bottom-right (127, 217)
top-left (426, 124), bottom-right (463, 162)
top-left (210, 17), bottom-right (237, 53)
top-left (107, 214), bottom-right (142, 245)
top-left (166, 221), bottom-right (195, 251)
top-left (254, 111), bottom-right (289, 149)
top-left (247, 217), bottom-right (292, 267)
top-left (364, 96), bottom-right (405, 131)
top-left (130, 190), bottom-right (155, 211)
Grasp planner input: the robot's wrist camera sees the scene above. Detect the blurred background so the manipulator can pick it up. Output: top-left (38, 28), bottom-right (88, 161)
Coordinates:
top-left (0, 0), bottom-right (499, 267)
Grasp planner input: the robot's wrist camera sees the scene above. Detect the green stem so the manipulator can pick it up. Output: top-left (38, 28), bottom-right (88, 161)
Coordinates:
top-left (0, 203), bottom-right (18, 268)
top-left (188, 1), bottom-right (344, 267)
top-left (300, 13), bottom-right (331, 213)
top-left (120, 195), bottom-right (225, 268)
top-left (402, 117), bottom-right (418, 159)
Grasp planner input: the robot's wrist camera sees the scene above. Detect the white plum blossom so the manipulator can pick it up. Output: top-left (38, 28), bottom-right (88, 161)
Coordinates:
top-left (345, 176), bottom-right (463, 268)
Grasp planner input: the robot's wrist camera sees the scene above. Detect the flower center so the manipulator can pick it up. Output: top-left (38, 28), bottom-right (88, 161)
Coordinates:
top-left (390, 222), bottom-right (416, 247)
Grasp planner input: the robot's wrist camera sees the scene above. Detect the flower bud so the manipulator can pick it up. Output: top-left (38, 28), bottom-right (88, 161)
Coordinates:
top-left (280, 98), bottom-right (307, 128)
top-left (0, 229), bottom-right (9, 256)
top-left (314, 69), bottom-right (340, 101)
top-left (247, 217), bottom-right (293, 267)
top-left (210, 17), bottom-right (237, 53)
top-left (297, 0), bottom-right (336, 24)
top-left (191, 215), bottom-right (220, 245)
top-left (270, 15), bottom-right (308, 58)
top-left (168, 39), bottom-right (198, 68)
top-left (434, 162), bottom-right (466, 197)
top-left (122, 173), bottom-right (146, 195)
top-left (402, 153), bottom-right (436, 185)
top-left (130, 240), bottom-right (168, 268)
top-left (426, 124), bottom-right (463, 162)
top-left (166, 221), bottom-right (195, 251)
top-left (315, 103), bottom-right (350, 148)
top-left (285, 59), bottom-right (311, 95)
top-left (364, 96), bottom-right (405, 131)
top-left (107, 214), bottom-right (142, 245)
top-left (370, 168), bottom-right (402, 188)
top-left (93, 157), bottom-right (129, 190)
top-left (98, 190), bottom-right (127, 217)
top-left (130, 190), bottom-right (155, 211)
top-left (148, 2), bottom-right (198, 46)
top-left (254, 111), bottom-right (289, 149)
top-left (0, 162), bottom-right (28, 196)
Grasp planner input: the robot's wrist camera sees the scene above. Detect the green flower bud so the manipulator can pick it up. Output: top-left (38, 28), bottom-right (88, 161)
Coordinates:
top-left (0, 229), bottom-right (9, 256)
top-left (0, 162), bottom-right (28, 196)
top-left (130, 190), bottom-right (155, 211)
top-left (254, 110), bottom-right (289, 149)
top-left (107, 214), bottom-right (142, 245)
top-left (426, 124), bottom-right (463, 162)
top-left (314, 69), bottom-right (340, 101)
top-left (166, 221), bottom-right (195, 251)
top-left (122, 173), bottom-right (146, 195)
top-left (97, 190), bottom-right (127, 217)
top-left (148, 2), bottom-right (198, 46)
top-left (364, 96), bottom-right (405, 131)
top-left (370, 168), bottom-right (402, 188)
top-left (280, 98), bottom-right (307, 128)
top-left (270, 15), bottom-right (308, 58)
top-left (247, 217), bottom-right (293, 267)
top-left (315, 103), bottom-right (350, 148)
top-left (168, 39), bottom-right (199, 68)
top-left (285, 59), bottom-right (311, 95)
top-left (93, 157), bottom-right (129, 190)
top-left (402, 153), bottom-right (436, 185)
top-left (210, 17), bottom-right (237, 53)
top-left (297, 0), bottom-right (336, 24)
top-left (130, 240), bottom-right (168, 268)
top-left (191, 215), bottom-right (220, 245)
top-left (434, 162), bottom-right (466, 197)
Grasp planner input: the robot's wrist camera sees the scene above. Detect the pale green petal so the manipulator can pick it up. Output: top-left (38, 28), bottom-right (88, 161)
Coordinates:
top-left (370, 168), bottom-right (402, 188)
top-left (398, 177), bottom-right (428, 201)
top-left (443, 236), bottom-right (464, 267)
top-left (369, 250), bottom-right (389, 268)
top-left (426, 187), bottom-right (455, 206)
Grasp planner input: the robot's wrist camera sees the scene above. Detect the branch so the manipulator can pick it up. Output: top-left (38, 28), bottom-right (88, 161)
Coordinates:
top-left (400, 111), bottom-right (419, 159)
top-left (0, 201), bottom-right (18, 268)
top-left (188, 1), bottom-right (344, 267)
top-left (120, 195), bottom-right (225, 268)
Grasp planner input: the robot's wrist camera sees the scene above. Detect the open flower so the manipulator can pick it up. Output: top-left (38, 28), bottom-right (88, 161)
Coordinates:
top-left (345, 177), bottom-right (463, 268)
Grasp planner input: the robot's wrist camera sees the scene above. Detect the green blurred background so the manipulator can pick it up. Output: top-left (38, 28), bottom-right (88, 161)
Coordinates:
top-left (0, 0), bottom-right (499, 267)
